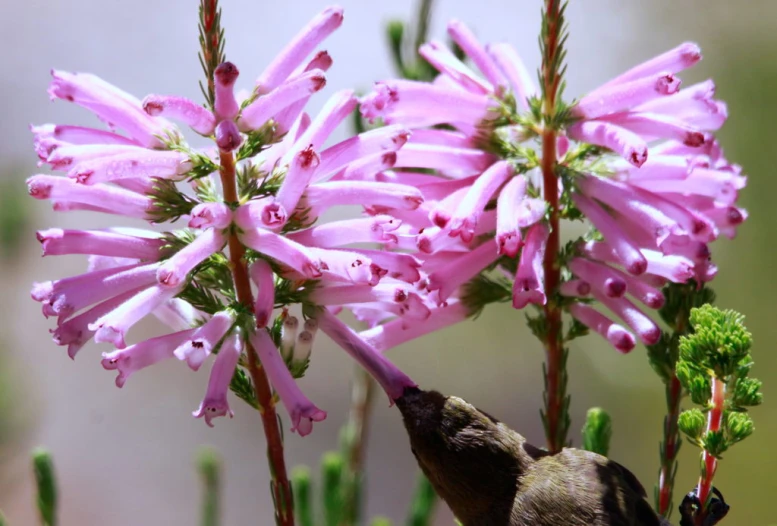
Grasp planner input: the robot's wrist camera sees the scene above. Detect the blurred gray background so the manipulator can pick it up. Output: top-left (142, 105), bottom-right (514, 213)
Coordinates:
top-left (1, 1), bottom-right (775, 524)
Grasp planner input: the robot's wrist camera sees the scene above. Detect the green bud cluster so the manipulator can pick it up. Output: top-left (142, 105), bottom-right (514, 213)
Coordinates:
top-left (676, 305), bottom-right (762, 458)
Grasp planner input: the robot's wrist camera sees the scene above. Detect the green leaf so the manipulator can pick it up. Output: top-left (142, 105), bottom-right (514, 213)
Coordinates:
top-left (32, 449), bottom-right (57, 526)
top-left (581, 407), bottom-right (612, 456)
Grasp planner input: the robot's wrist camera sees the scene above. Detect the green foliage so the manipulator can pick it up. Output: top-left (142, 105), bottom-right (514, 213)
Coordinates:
top-left (406, 473), bottom-right (437, 526)
top-left (460, 273), bottom-right (512, 317)
top-left (32, 449), bottom-right (57, 526)
top-left (385, 0), bottom-right (437, 82)
top-left (322, 452), bottom-right (345, 526)
top-left (526, 309), bottom-right (548, 341)
top-left (732, 377), bottom-right (763, 410)
top-left (679, 305), bottom-right (752, 379)
top-left (291, 467), bottom-right (314, 526)
top-left (657, 282), bottom-right (716, 330)
top-left (229, 367), bottom-right (258, 410)
top-left (676, 304), bottom-right (762, 474)
top-left (236, 122), bottom-right (280, 161)
top-left (196, 447), bottom-right (221, 526)
top-left (538, 0), bottom-right (570, 128)
top-left (581, 407), bottom-right (612, 456)
top-left (0, 174), bottom-right (30, 261)
top-left (564, 317), bottom-right (589, 342)
top-left (192, 175), bottom-right (220, 203)
top-left (148, 178), bottom-right (201, 223)
top-left (678, 408), bottom-right (706, 445)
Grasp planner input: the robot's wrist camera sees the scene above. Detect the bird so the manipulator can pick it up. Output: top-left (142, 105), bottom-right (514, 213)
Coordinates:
top-left (395, 387), bottom-right (670, 526)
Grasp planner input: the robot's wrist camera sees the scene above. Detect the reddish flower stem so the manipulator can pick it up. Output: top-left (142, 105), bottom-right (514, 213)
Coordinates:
top-left (657, 374), bottom-right (683, 516)
top-left (695, 377), bottom-right (725, 525)
top-left (540, 0), bottom-right (565, 454)
top-left (219, 151), bottom-right (294, 526)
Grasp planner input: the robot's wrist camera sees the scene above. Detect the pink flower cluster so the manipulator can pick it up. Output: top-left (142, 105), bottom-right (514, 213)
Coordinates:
top-left (29, 6), bottom-right (417, 433)
top-left (28, 7), bottom-right (747, 432)
top-left (359, 21), bottom-right (745, 353)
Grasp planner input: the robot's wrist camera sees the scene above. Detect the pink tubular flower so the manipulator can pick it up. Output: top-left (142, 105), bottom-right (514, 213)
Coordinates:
top-left (315, 307), bottom-right (417, 401)
top-left (512, 223), bottom-right (549, 309)
top-left (174, 311), bottom-right (234, 371)
top-left (90, 283), bottom-right (184, 348)
top-left (355, 21), bottom-right (744, 358)
top-left (37, 228), bottom-right (164, 260)
top-left (568, 43), bottom-right (720, 167)
top-left (102, 327), bottom-right (197, 387)
top-left (32, 6), bottom-right (474, 428)
top-left (251, 329), bottom-right (326, 436)
top-left (567, 303), bottom-right (636, 354)
top-left (156, 228), bottom-right (228, 288)
top-left (360, 300), bottom-right (472, 352)
top-left (249, 259), bottom-right (275, 328)
top-left (192, 333), bottom-right (242, 427)
top-left (48, 70), bottom-right (174, 148)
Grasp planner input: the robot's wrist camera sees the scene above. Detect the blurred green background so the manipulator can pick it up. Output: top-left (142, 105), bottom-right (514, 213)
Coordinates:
top-left (0, 1), bottom-right (775, 525)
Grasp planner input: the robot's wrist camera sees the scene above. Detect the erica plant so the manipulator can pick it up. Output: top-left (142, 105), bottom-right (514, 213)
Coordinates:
top-left (21, 1), bottom-right (762, 525)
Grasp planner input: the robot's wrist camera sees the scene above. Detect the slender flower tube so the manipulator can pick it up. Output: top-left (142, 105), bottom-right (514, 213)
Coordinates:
top-left (249, 259), bottom-right (275, 328)
top-left (513, 223), bottom-right (549, 309)
top-left (102, 328), bottom-right (197, 387)
top-left (192, 333), bottom-right (243, 427)
top-left (48, 70), bottom-right (173, 148)
top-left (52, 288), bottom-right (146, 359)
top-left (568, 303), bottom-right (636, 353)
top-left (315, 307), bottom-right (417, 400)
top-left (90, 283), bottom-right (185, 348)
top-left (426, 241), bottom-right (501, 305)
top-left (251, 329), bottom-right (326, 436)
top-left (239, 69), bottom-right (327, 131)
top-left (32, 263), bottom-right (158, 320)
top-left (156, 228), bottom-right (228, 288)
top-left (255, 5), bottom-right (343, 92)
top-left (37, 228), bottom-right (164, 260)
top-left (142, 94), bottom-right (216, 135)
top-left (360, 301), bottom-right (472, 353)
